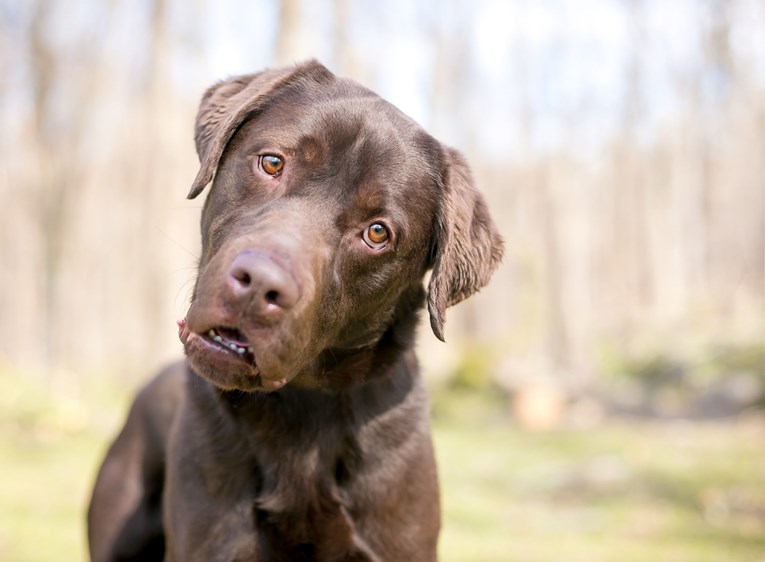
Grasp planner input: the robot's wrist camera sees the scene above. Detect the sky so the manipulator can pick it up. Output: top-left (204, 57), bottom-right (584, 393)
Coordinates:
top-left (4, 0), bottom-right (765, 159)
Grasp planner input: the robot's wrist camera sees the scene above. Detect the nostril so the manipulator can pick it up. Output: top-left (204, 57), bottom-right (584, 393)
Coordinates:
top-left (231, 268), bottom-right (252, 288)
top-left (226, 250), bottom-right (300, 315)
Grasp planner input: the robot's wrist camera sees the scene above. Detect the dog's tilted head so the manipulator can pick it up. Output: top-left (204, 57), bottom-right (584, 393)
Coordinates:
top-left (178, 61), bottom-right (503, 392)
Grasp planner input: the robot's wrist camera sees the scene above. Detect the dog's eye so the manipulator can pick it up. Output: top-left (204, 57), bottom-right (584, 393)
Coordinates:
top-left (259, 155), bottom-right (284, 177)
top-left (363, 223), bottom-right (389, 249)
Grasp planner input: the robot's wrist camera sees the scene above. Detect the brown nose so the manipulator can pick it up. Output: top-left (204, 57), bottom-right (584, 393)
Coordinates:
top-left (227, 251), bottom-right (300, 317)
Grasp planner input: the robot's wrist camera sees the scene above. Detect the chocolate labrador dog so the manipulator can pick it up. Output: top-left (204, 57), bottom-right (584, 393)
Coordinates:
top-left (88, 60), bottom-right (502, 562)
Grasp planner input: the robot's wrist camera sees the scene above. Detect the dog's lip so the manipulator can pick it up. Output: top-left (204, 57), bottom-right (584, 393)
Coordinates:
top-left (177, 318), bottom-right (288, 391)
top-left (178, 318), bottom-right (256, 364)
top-left (206, 326), bottom-right (255, 357)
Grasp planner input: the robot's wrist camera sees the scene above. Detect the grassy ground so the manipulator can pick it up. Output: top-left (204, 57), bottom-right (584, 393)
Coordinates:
top-left (1, 372), bottom-right (764, 562)
top-left (435, 419), bottom-right (765, 561)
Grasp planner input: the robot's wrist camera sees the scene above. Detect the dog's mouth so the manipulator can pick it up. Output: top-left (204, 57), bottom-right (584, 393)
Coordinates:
top-left (203, 326), bottom-right (256, 364)
top-left (178, 319), bottom-right (256, 367)
top-left (178, 318), bottom-right (289, 392)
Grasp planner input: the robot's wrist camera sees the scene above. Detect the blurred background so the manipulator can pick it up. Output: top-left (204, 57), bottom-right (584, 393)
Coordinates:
top-left (1, 0), bottom-right (764, 561)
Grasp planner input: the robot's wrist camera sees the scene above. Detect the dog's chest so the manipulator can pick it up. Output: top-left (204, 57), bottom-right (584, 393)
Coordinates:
top-left (242, 441), bottom-right (378, 561)
top-left (220, 397), bottom-right (376, 561)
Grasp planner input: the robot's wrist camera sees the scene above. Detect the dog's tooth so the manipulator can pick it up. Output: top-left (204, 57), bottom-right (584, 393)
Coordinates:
top-left (213, 335), bottom-right (223, 343)
top-left (208, 329), bottom-right (216, 337)
top-left (247, 346), bottom-right (254, 354)
top-left (236, 347), bottom-right (245, 355)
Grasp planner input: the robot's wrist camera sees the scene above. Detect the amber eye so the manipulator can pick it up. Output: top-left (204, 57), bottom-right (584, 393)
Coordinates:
top-left (259, 154), bottom-right (284, 176)
top-left (363, 223), bottom-right (390, 248)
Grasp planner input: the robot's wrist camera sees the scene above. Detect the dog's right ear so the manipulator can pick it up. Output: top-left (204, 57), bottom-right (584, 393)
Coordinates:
top-left (427, 148), bottom-right (504, 341)
top-left (188, 60), bottom-right (334, 199)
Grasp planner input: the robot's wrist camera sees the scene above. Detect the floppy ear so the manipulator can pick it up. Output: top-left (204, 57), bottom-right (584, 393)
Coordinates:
top-left (427, 148), bottom-right (504, 341)
top-left (187, 60), bottom-right (334, 199)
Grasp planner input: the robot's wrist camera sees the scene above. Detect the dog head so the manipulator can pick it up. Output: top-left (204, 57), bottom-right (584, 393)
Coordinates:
top-left (179, 61), bottom-right (503, 392)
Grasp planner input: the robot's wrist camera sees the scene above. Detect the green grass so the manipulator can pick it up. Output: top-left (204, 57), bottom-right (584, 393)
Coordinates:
top-left (1, 372), bottom-right (764, 562)
top-left (0, 371), bottom-right (131, 562)
top-left (435, 418), bottom-right (765, 562)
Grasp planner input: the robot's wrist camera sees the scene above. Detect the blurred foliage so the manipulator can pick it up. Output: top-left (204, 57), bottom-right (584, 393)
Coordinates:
top-left (596, 342), bottom-right (765, 418)
top-left (447, 346), bottom-right (496, 392)
top-left (619, 353), bottom-right (687, 386)
top-left (430, 345), bottom-right (509, 423)
top-left (599, 346), bottom-right (687, 386)
top-left (600, 342), bottom-right (765, 385)
top-left (705, 343), bottom-right (765, 379)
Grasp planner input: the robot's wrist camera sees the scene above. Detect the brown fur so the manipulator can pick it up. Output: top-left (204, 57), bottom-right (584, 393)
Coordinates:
top-left (88, 61), bottom-right (502, 562)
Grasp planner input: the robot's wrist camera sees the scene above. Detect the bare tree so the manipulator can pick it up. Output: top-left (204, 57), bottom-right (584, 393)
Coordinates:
top-left (276, 0), bottom-right (304, 64)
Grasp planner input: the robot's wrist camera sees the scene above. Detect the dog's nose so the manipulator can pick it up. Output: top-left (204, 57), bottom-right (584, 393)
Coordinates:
top-left (227, 251), bottom-right (300, 316)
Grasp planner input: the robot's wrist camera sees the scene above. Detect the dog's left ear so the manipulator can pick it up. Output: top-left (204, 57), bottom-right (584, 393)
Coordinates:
top-left (427, 147), bottom-right (504, 341)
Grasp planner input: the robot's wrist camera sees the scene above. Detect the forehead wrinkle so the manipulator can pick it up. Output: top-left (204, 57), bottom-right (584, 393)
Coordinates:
top-left (255, 88), bottom-right (435, 222)
top-left (340, 112), bottom-right (437, 238)
top-left (254, 87), bottom-right (416, 168)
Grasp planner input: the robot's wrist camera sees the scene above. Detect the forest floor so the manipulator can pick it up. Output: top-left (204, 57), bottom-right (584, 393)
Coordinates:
top-left (1, 371), bottom-right (763, 562)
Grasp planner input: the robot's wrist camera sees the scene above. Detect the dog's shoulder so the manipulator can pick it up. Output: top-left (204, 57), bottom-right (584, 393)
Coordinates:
top-left (121, 360), bottom-right (188, 451)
